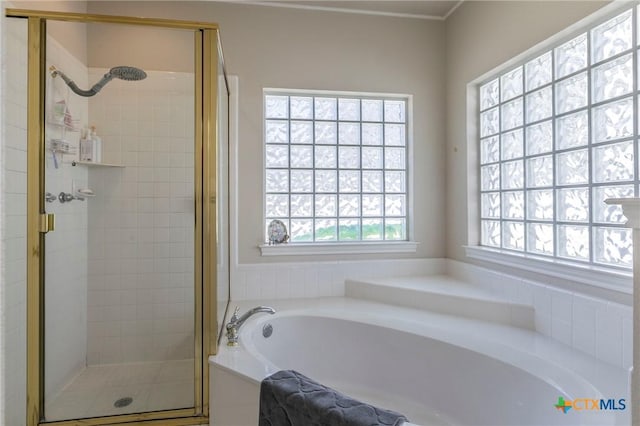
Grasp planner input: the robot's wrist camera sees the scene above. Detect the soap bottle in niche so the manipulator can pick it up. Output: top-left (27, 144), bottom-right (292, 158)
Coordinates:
top-left (90, 125), bottom-right (102, 163)
top-left (79, 127), bottom-right (93, 162)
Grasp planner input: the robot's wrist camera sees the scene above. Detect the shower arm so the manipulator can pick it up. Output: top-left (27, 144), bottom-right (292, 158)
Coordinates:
top-left (49, 65), bottom-right (114, 97)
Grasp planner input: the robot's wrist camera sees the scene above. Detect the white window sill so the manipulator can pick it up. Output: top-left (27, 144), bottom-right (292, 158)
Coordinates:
top-left (464, 245), bottom-right (632, 294)
top-left (259, 241), bottom-right (419, 256)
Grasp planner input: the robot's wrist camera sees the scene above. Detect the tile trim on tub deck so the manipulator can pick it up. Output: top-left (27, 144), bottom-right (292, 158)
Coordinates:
top-left (230, 256), bottom-right (631, 369)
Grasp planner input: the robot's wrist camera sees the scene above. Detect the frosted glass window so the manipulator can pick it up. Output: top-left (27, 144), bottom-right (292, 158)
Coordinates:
top-left (315, 97), bottom-right (337, 120)
top-left (556, 111), bottom-right (588, 150)
top-left (525, 52), bottom-right (552, 91)
top-left (557, 188), bottom-right (589, 222)
top-left (501, 97), bottom-right (523, 131)
top-left (592, 54), bottom-right (633, 103)
top-left (502, 191), bottom-right (524, 219)
top-left (385, 124), bottom-right (406, 146)
top-left (265, 120), bottom-right (288, 143)
top-left (501, 129), bottom-right (523, 161)
top-left (558, 225), bottom-right (590, 261)
top-left (557, 149), bottom-right (588, 186)
top-left (526, 155), bottom-right (553, 188)
top-left (592, 97), bottom-right (633, 143)
top-left (592, 140), bottom-right (634, 183)
top-left (527, 190), bottom-right (554, 221)
top-left (481, 107), bottom-right (500, 137)
top-left (362, 99), bottom-right (383, 122)
top-left (480, 78), bottom-right (499, 110)
top-left (593, 185), bottom-right (634, 224)
top-left (555, 33), bottom-right (588, 78)
top-left (503, 221), bottom-right (525, 251)
top-left (291, 145), bottom-right (313, 168)
top-left (481, 164), bottom-right (500, 191)
top-left (527, 223), bottom-right (554, 255)
top-left (265, 91), bottom-right (409, 242)
top-left (339, 122), bottom-right (360, 145)
top-left (481, 192), bottom-right (501, 219)
top-left (502, 160), bottom-right (524, 190)
top-left (266, 145), bottom-right (288, 168)
top-left (555, 72), bottom-right (588, 114)
top-left (594, 227), bottom-right (633, 267)
top-left (339, 98), bottom-right (360, 121)
top-left (591, 9), bottom-right (632, 63)
top-left (265, 95), bottom-right (289, 119)
top-left (290, 96), bottom-right (313, 119)
top-left (339, 219), bottom-right (360, 241)
top-left (478, 7), bottom-right (639, 269)
top-left (291, 121), bottom-right (313, 144)
top-left (480, 136), bottom-right (500, 164)
top-left (481, 220), bottom-right (501, 247)
top-left (384, 100), bottom-right (406, 123)
top-left (501, 67), bottom-right (523, 102)
top-left (526, 86), bottom-right (552, 123)
top-left (526, 121), bottom-right (553, 155)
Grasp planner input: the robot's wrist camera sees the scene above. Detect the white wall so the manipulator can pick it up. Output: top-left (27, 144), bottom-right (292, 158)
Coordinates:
top-left (86, 68), bottom-right (195, 364)
top-left (86, 1), bottom-right (447, 265)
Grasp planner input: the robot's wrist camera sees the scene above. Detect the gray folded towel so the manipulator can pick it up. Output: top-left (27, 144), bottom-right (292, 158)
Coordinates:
top-left (259, 370), bottom-right (408, 426)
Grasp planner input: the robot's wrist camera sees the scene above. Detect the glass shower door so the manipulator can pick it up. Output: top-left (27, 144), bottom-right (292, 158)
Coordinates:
top-left (41, 19), bottom-right (200, 422)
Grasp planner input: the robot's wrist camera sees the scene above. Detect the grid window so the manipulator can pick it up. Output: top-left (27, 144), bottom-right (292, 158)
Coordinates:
top-left (479, 7), bottom-right (638, 269)
top-left (264, 91), bottom-right (409, 243)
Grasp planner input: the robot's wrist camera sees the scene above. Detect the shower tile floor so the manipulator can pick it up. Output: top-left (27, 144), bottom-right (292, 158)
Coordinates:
top-left (45, 359), bottom-right (194, 421)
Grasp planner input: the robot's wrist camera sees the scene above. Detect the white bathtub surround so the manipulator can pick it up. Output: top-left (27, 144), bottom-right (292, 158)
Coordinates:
top-left (231, 258), bottom-right (448, 301)
top-left (444, 259), bottom-right (633, 370)
top-left (232, 257), bottom-right (632, 370)
top-left (210, 298), bottom-right (629, 426)
top-left (604, 198), bottom-right (640, 424)
top-left (346, 275), bottom-right (534, 329)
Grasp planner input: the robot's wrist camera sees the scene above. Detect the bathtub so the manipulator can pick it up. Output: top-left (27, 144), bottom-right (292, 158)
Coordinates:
top-left (210, 298), bottom-right (629, 426)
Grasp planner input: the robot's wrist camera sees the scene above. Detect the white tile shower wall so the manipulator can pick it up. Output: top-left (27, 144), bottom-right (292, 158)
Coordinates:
top-left (446, 260), bottom-right (633, 370)
top-left (43, 35), bottom-right (90, 401)
top-left (231, 258), bottom-right (447, 301)
top-left (86, 69), bottom-right (195, 364)
top-left (2, 15), bottom-right (27, 426)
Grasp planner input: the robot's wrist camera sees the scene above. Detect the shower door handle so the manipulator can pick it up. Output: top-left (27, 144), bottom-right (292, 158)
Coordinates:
top-left (39, 213), bottom-right (55, 233)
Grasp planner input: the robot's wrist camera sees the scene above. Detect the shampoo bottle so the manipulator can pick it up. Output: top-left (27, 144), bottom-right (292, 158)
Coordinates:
top-left (79, 127), bottom-right (93, 161)
top-left (90, 125), bottom-right (102, 163)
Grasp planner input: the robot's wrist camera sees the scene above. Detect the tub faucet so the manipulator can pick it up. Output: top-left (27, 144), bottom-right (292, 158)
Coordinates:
top-left (226, 306), bottom-right (276, 346)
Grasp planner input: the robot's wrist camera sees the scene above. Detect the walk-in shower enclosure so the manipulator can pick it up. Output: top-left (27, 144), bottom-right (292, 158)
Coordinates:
top-left (5, 9), bottom-right (230, 426)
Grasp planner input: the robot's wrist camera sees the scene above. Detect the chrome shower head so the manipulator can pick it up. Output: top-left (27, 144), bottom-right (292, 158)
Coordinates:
top-left (108, 66), bottom-right (147, 81)
top-left (50, 64), bottom-right (147, 97)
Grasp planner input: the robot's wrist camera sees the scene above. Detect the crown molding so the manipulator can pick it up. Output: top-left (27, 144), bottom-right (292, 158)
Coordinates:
top-left (215, 1), bottom-right (465, 21)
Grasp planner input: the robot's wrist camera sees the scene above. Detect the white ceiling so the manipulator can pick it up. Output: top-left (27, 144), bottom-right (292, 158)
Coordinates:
top-left (228, 1), bottom-right (464, 19)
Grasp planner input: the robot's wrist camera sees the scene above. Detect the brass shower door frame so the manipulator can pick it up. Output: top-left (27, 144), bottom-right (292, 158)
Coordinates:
top-left (5, 9), bottom-right (224, 426)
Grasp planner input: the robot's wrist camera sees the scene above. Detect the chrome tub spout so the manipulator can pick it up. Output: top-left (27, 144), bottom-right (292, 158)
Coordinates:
top-left (226, 306), bottom-right (276, 346)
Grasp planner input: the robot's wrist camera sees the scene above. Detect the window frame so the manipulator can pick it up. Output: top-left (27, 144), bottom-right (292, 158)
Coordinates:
top-left (471, 3), bottom-right (639, 285)
top-left (260, 88), bottom-right (417, 256)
